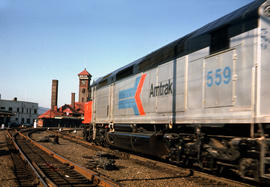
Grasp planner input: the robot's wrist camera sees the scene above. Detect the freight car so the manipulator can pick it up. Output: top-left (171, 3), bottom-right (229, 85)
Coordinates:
top-left (83, 0), bottom-right (270, 182)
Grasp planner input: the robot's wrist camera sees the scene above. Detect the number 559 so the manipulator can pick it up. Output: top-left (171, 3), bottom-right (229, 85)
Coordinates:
top-left (206, 66), bottom-right (231, 87)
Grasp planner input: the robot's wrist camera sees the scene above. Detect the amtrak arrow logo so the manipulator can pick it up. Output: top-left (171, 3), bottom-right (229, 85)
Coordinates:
top-left (118, 74), bottom-right (146, 115)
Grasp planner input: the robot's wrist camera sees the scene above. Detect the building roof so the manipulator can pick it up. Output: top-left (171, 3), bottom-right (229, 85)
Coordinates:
top-left (0, 98), bottom-right (38, 105)
top-left (38, 109), bottom-right (62, 119)
top-left (74, 102), bottom-right (84, 113)
top-left (78, 68), bottom-right (91, 76)
top-left (59, 102), bottom-right (84, 114)
top-left (38, 102), bottom-right (84, 119)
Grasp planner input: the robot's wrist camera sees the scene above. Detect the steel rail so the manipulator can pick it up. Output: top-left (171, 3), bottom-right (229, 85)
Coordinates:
top-left (6, 131), bottom-right (49, 187)
top-left (19, 130), bottom-right (120, 187)
top-left (51, 130), bottom-right (96, 146)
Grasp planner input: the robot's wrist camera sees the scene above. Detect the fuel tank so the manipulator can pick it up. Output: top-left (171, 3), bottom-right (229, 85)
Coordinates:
top-left (107, 131), bottom-right (169, 157)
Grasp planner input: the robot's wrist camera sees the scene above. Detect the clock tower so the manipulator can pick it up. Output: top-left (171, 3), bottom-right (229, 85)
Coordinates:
top-left (78, 68), bottom-right (92, 103)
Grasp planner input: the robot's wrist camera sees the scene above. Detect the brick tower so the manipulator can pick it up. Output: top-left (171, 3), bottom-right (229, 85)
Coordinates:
top-left (51, 80), bottom-right (58, 110)
top-left (78, 68), bottom-right (92, 103)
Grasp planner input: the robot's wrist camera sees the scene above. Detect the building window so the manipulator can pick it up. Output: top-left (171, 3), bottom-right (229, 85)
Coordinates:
top-left (82, 98), bottom-right (84, 102)
top-left (15, 118), bottom-right (18, 121)
top-left (1, 107), bottom-right (5, 110)
top-left (29, 109), bottom-right (31, 114)
top-left (17, 108), bottom-right (19, 112)
top-left (9, 107), bottom-right (12, 112)
top-left (82, 88), bottom-right (86, 93)
top-left (27, 118), bottom-right (30, 124)
top-left (22, 108), bottom-right (24, 113)
top-left (34, 109), bottom-right (37, 114)
top-left (21, 118), bottom-right (24, 123)
top-left (210, 27), bottom-right (229, 54)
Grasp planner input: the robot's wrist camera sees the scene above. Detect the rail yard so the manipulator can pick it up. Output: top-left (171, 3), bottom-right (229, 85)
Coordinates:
top-left (2, 0), bottom-right (270, 186)
top-left (0, 128), bottom-right (258, 186)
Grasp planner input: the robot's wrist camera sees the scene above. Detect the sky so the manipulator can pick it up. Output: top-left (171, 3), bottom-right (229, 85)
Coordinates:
top-left (0, 0), bottom-right (254, 108)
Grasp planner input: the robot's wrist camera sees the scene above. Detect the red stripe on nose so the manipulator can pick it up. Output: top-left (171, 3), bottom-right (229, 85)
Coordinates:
top-left (135, 74), bottom-right (146, 115)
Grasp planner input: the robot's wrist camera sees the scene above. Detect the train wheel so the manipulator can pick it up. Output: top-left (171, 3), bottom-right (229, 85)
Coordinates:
top-left (239, 158), bottom-right (259, 181)
top-left (200, 152), bottom-right (217, 171)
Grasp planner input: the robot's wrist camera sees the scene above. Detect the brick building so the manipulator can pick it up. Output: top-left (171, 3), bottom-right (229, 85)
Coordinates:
top-left (38, 69), bottom-right (91, 127)
top-left (38, 102), bottom-right (84, 127)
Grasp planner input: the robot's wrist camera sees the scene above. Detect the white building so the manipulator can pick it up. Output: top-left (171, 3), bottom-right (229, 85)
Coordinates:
top-left (0, 97), bottom-right (38, 126)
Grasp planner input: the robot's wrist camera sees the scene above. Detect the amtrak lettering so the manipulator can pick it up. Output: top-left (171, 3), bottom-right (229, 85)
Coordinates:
top-left (150, 79), bottom-right (173, 97)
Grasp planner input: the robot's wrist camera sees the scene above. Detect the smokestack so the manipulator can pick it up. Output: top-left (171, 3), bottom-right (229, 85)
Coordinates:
top-left (51, 80), bottom-right (58, 111)
top-left (71, 92), bottom-right (75, 109)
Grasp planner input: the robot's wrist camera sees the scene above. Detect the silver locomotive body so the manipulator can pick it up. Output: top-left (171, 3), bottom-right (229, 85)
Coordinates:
top-left (85, 0), bottom-right (270, 183)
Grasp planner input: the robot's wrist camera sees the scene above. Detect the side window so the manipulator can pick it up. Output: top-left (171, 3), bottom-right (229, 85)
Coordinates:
top-left (116, 66), bottom-right (133, 81)
top-left (210, 27), bottom-right (229, 54)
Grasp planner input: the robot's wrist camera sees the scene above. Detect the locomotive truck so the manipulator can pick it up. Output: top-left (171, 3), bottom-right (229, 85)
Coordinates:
top-left (83, 0), bottom-right (270, 182)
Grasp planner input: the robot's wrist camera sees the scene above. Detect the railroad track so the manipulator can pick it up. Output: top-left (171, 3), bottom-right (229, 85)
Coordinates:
top-left (7, 129), bottom-right (119, 187)
top-left (5, 132), bottom-right (40, 186)
top-left (48, 129), bottom-right (254, 187)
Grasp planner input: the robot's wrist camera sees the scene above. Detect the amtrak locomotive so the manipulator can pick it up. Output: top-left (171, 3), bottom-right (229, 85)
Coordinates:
top-left (83, 0), bottom-right (270, 182)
